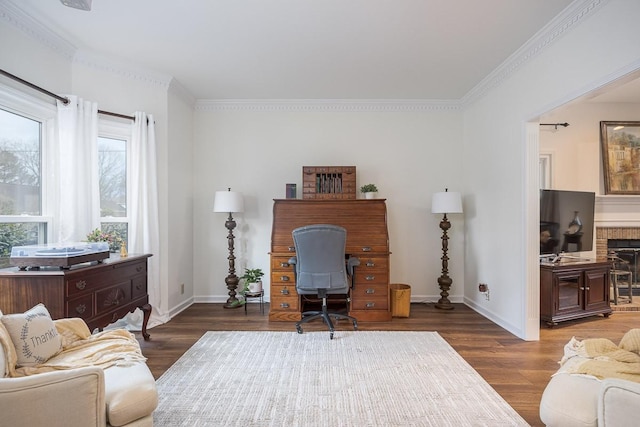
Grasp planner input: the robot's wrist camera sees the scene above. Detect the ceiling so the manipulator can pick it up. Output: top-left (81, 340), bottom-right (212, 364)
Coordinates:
top-left (9, 0), bottom-right (582, 100)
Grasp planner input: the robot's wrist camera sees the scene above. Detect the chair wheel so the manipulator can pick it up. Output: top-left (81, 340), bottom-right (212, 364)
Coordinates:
top-left (353, 321), bottom-right (358, 330)
top-left (330, 331), bottom-right (334, 339)
top-left (296, 325), bottom-right (303, 334)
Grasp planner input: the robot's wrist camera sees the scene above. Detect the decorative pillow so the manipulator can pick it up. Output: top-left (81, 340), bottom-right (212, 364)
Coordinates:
top-left (0, 304), bottom-right (63, 367)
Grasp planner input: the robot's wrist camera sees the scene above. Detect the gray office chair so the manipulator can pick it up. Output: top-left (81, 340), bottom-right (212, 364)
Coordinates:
top-left (289, 224), bottom-right (359, 339)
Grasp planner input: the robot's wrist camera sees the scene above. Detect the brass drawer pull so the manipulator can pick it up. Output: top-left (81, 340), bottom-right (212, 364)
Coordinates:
top-left (280, 262), bottom-right (290, 268)
top-left (281, 276), bottom-right (290, 282)
top-left (366, 275), bottom-right (375, 281)
top-left (366, 288), bottom-right (375, 294)
top-left (280, 303), bottom-right (290, 308)
top-left (281, 289), bottom-right (290, 295)
top-left (366, 302), bottom-right (376, 308)
top-left (366, 261), bottom-right (375, 267)
top-left (75, 280), bottom-right (86, 290)
top-left (136, 266), bottom-right (143, 272)
top-left (288, 246), bottom-right (295, 252)
top-left (362, 246), bottom-right (372, 252)
top-left (75, 304), bottom-right (86, 314)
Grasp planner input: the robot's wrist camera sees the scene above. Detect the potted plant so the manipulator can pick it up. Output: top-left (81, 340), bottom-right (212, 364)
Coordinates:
top-left (240, 268), bottom-right (264, 294)
top-left (360, 184), bottom-right (378, 199)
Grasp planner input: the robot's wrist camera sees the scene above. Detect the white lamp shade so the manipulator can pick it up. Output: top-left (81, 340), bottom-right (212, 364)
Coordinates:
top-left (432, 191), bottom-right (463, 214)
top-left (213, 190), bottom-right (244, 213)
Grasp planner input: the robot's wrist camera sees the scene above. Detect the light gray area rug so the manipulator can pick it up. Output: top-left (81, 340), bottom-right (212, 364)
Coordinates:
top-left (154, 331), bottom-right (528, 426)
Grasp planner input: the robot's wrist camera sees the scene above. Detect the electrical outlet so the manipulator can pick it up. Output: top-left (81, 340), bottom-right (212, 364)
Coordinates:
top-left (180, 283), bottom-right (185, 294)
top-left (478, 283), bottom-right (488, 292)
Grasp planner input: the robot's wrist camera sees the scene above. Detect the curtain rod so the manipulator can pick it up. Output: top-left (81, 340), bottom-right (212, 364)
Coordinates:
top-left (0, 68), bottom-right (135, 121)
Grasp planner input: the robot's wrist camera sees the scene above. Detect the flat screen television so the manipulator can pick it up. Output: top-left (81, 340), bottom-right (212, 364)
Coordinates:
top-left (540, 189), bottom-right (596, 256)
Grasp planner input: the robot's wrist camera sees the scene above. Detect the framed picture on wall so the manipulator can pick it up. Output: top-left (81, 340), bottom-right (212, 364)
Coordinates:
top-left (600, 121), bottom-right (640, 194)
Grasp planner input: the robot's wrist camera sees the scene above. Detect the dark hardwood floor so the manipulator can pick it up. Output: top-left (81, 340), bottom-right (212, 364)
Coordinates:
top-left (138, 302), bottom-right (639, 426)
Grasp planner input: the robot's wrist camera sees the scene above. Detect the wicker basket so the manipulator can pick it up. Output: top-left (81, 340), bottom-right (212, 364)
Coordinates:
top-left (390, 283), bottom-right (411, 317)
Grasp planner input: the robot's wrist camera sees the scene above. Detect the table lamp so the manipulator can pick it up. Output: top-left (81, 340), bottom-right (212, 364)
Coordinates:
top-left (431, 188), bottom-right (463, 310)
top-left (213, 188), bottom-right (245, 308)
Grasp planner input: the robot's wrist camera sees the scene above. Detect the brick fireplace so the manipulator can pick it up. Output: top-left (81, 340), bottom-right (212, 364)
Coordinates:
top-left (595, 226), bottom-right (640, 259)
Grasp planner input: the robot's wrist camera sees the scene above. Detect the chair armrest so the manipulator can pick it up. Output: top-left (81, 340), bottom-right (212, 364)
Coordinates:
top-left (0, 367), bottom-right (106, 427)
top-left (598, 378), bottom-right (640, 427)
top-left (347, 256), bottom-right (360, 275)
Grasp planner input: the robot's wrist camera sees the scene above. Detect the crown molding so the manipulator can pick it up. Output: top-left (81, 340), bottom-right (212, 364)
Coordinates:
top-left (73, 50), bottom-right (173, 89)
top-left (195, 99), bottom-right (461, 113)
top-left (168, 78), bottom-right (196, 107)
top-left (3, 0), bottom-right (608, 110)
top-left (462, 0), bottom-right (608, 107)
top-left (0, 1), bottom-right (76, 59)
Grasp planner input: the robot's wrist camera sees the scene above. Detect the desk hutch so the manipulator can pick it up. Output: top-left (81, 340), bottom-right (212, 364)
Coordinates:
top-left (269, 199), bottom-right (391, 322)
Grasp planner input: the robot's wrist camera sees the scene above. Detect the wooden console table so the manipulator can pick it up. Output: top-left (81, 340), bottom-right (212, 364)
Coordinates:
top-left (0, 254), bottom-right (152, 340)
top-left (270, 199), bottom-right (391, 322)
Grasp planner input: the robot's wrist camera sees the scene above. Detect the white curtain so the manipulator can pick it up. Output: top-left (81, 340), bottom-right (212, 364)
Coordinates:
top-left (55, 96), bottom-right (100, 242)
top-left (125, 112), bottom-right (166, 329)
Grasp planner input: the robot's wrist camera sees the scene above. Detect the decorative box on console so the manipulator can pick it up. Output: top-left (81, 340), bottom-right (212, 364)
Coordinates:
top-left (302, 166), bottom-right (356, 199)
top-left (10, 242), bottom-right (110, 270)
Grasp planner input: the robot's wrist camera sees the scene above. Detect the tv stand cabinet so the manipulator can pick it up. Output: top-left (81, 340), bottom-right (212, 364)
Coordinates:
top-left (540, 260), bottom-right (612, 327)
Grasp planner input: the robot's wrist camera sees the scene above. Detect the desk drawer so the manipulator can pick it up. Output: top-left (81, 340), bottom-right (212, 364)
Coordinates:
top-left (271, 271), bottom-right (295, 285)
top-left (350, 295), bottom-right (388, 310)
top-left (271, 294), bottom-right (299, 311)
top-left (271, 256), bottom-right (295, 272)
top-left (352, 283), bottom-right (388, 299)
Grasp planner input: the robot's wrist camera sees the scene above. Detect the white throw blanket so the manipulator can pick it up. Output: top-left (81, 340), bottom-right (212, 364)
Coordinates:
top-left (560, 329), bottom-right (640, 383)
top-left (1, 317), bottom-right (146, 378)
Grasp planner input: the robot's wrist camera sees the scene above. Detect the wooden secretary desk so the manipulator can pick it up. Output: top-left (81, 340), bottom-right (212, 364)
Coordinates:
top-left (269, 199), bottom-right (391, 322)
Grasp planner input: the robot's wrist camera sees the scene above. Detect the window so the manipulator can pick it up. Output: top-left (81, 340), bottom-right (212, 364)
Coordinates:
top-left (98, 122), bottom-right (131, 248)
top-left (0, 85), bottom-right (133, 267)
top-left (0, 90), bottom-right (54, 268)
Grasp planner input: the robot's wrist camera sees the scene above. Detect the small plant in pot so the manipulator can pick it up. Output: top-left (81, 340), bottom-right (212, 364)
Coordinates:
top-left (360, 184), bottom-right (378, 199)
top-left (240, 268), bottom-right (264, 294)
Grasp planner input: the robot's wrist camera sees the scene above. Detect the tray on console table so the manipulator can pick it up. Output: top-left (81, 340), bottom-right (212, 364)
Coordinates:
top-left (0, 253), bottom-right (153, 340)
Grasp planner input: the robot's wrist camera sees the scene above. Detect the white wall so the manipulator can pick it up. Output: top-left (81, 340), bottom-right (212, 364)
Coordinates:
top-left (0, 20), bottom-right (71, 95)
top-left (541, 101), bottom-right (640, 193)
top-left (192, 106), bottom-right (465, 304)
top-left (166, 82), bottom-right (195, 314)
top-left (463, 0), bottom-right (640, 339)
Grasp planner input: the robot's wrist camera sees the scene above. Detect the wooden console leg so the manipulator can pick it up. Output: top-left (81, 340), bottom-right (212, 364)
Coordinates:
top-left (140, 303), bottom-right (152, 341)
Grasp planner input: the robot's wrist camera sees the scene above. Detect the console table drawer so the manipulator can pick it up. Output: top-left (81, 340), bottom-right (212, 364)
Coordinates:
top-left (96, 282), bottom-right (132, 315)
top-left (67, 294), bottom-right (94, 321)
top-left (66, 260), bottom-right (147, 297)
top-left (132, 276), bottom-right (147, 299)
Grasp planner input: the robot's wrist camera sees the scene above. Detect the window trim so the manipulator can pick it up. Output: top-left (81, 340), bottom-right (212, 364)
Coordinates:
top-left (98, 119), bottom-right (132, 237)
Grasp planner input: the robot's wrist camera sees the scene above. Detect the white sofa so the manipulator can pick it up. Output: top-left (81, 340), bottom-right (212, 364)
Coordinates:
top-left (0, 306), bottom-right (158, 427)
top-left (540, 334), bottom-right (640, 427)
